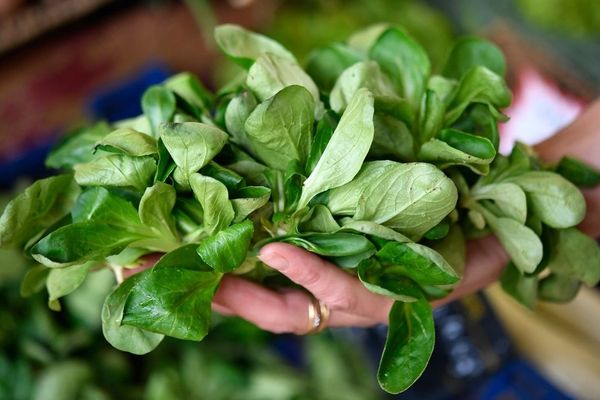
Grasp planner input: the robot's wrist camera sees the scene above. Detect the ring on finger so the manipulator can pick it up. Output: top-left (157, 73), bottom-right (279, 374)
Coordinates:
top-left (306, 294), bottom-right (330, 334)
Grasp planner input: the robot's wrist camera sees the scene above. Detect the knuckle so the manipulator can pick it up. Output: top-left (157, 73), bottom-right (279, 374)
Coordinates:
top-left (326, 288), bottom-right (357, 312)
top-left (296, 267), bottom-right (322, 288)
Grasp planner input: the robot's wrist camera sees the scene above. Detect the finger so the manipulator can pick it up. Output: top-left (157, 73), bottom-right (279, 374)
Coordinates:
top-left (213, 275), bottom-right (384, 333)
top-left (258, 243), bottom-right (393, 322)
top-left (432, 235), bottom-right (508, 307)
top-left (122, 253), bottom-right (161, 279)
top-left (212, 302), bottom-right (235, 316)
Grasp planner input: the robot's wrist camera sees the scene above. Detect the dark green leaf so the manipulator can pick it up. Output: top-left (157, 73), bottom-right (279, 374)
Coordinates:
top-left (500, 262), bottom-right (538, 309)
top-left (196, 220), bottom-right (253, 273)
top-left (306, 43), bottom-right (362, 92)
top-left (154, 139), bottom-right (176, 183)
top-left (122, 264), bottom-right (221, 341)
top-left (555, 156), bottom-right (600, 188)
top-left (418, 138), bottom-right (493, 175)
top-left (231, 186), bottom-right (271, 223)
top-left (428, 224), bottom-right (466, 276)
top-left (369, 27), bottom-right (430, 108)
top-left (538, 273), bottom-right (581, 303)
top-left (442, 37), bottom-right (506, 79)
top-left (20, 265), bottom-right (49, 297)
top-left (437, 129), bottom-right (496, 160)
top-left (418, 89), bottom-right (445, 144)
top-left (377, 242), bottom-right (459, 286)
top-left (358, 258), bottom-right (423, 301)
top-left (306, 111), bottom-right (337, 174)
top-left (378, 299), bottom-right (434, 394)
top-left (164, 72), bottom-right (212, 113)
top-left (281, 232), bottom-right (374, 257)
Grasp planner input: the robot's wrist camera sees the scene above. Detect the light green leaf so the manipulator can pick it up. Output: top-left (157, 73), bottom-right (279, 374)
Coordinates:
top-left (114, 114), bottom-right (152, 136)
top-left (0, 175), bottom-right (80, 248)
top-left (74, 155), bottom-right (156, 192)
top-left (418, 89), bottom-right (445, 144)
top-left (472, 182), bottom-right (527, 223)
top-left (20, 265), bottom-right (49, 297)
top-left (347, 23), bottom-right (390, 54)
top-left (298, 88), bottom-right (374, 209)
top-left (141, 85), bottom-right (176, 137)
top-left (47, 263), bottom-right (92, 310)
top-left (510, 171), bottom-right (585, 229)
top-left (231, 186), bottom-right (271, 223)
top-left (244, 85), bottom-right (315, 170)
top-left (378, 299), bottom-right (434, 394)
top-left (164, 72), bottom-right (212, 112)
top-left (246, 53), bottom-right (319, 104)
top-left (279, 232), bottom-right (374, 258)
top-left (339, 219), bottom-right (410, 243)
top-left (429, 224), bottom-right (466, 277)
top-left (547, 228), bottom-right (600, 286)
top-left (139, 182), bottom-right (179, 246)
top-left (46, 122), bottom-right (111, 169)
top-left (299, 205), bottom-right (340, 233)
top-left (418, 138), bottom-right (492, 175)
top-left (481, 207), bottom-right (542, 274)
top-left (189, 174), bottom-right (234, 235)
top-left (196, 220), bottom-right (253, 273)
top-left (215, 24), bottom-right (296, 69)
top-left (354, 162), bottom-right (458, 238)
top-left (159, 122), bottom-right (228, 180)
top-left (102, 273), bottom-right (164, 354)
top-left (224, 91), bottom-right (257, 147)
top-left (94, 128), bottom-right (157, 156)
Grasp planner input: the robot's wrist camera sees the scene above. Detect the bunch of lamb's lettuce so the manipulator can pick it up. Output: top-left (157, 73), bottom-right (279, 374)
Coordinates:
top-left (1, 24), bottom-right (599, 394)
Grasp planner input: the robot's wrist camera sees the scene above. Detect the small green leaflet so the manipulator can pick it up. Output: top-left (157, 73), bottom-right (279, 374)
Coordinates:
top-left (197, 220), bottom-right (254, 273)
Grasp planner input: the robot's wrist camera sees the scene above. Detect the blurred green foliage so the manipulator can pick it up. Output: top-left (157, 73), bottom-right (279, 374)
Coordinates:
top-left (517, 0), bottom-right (600, 37)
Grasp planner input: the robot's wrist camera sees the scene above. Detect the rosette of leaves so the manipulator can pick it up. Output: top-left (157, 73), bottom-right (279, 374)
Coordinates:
top-left (1, 23), bottom-right (599, 396)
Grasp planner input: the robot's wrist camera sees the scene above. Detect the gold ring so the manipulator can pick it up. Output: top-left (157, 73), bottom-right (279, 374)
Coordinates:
top-left (306, 295), bottom-right (330, 334)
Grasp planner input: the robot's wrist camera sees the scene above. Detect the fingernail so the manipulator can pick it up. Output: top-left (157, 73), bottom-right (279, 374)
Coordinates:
top-left (258, 251), bottom-right (288, 270)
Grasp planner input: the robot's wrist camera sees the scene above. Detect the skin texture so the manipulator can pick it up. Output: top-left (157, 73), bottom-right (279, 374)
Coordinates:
top-left (128, 101), bottom-right (600, 334)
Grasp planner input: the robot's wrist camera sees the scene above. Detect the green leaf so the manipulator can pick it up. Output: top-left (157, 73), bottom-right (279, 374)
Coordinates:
top-left (20, 265), bottom-right (49, 297)
top-left (340, 219), bottom-right (411, 243)
top-left (500, 262), bottom-right (538, 309)
top-left (141, 85), bottom-right (176, 137)
top-left (446, 67), bottom-right (511, 125)
top-left (538, 273), bottom-right (581, 303)
top-left (358, 258), bottom-right (423, 302)
top-left (418, 138), bottom-right (493, 175)
top-left (224, 91), bottom-right (257, 148)
top-left (306, 43), bottom-right (362, 92)
top-left (437, 129), bottom-right (496, 160)
top-left (480, 207), bottom-right (542, 274)
top-left (371, 114), bottom-right (414, 161)
top-left (196, 220), bottom-right (253, 273)
top-left (555, 156), bottom-right (600, 188)
top-left (0, 175), bottom-right (80, 248)
top-left (46, 122), bottom-right (111, 169)
top-left (46, 263), bottom-right (91, 311)
top-left (246, 53), bottom-right (320, 104)
top-left (31, 222), bottom-right (149, 267)
top-left (442, 37), bottom-right (506, 79)
top-left (139, 182), bottom-right (179, 246)
top-left (428, 224), bottom-right (466, 276)
top-left (200, 162), bottom-right (245, 192)
top-left (159, 122), bottom-right (228, 181)
top-left (231, 186), bottom-right (271, 223)
top-left (244, 85), bottom-right (315, 170)
top-left (298, 88), bottom-right (374, 209)
top-left (306, 111), bottom-right (337, 174)
top-left (347, 23), bottom-right (390, 54)
top-left (154, 139), bottom-right (176, 183)
top-left (423, 221), bottom-right (450, 240)
top-left (102, 274), bottom-right (164, 354)
top-left (71, 187), bottom-right (139, 223)
top-left (94, 128), bottom-right (157, 156)
top-left (377, 242), bottom-right (459, 286)
top-left (164, 72), bottom-right (212, 112)
top-left (280, 232), bottom-right (374, 257)
top-left (378, 299), bottom-right (434, 394)
top-left (32, 361), bottom-right (92, 400)
top-left (418, 89), bottom-right (445, 144)
top-left (299, 205), bottom-right (340, 233)
top-left (214, 24), bottom-right (296, 69)
top-left (189, 174), bottom-right (234, 236)
top-left (369, 27), bottom-right (431, 108)
top-left (330, 61), bottom-right (399, 115)
top-left (354, 162), bottom-right (458, 238)
top-left (122, 261), bottom-right (222, 341)
top-left (509, 171), bottom-right (585, 228)
top-left (74, 155), bottom-right (156, 192)
top-left (472, 182), bottom-right (527, 224)
top-left (547, 228), bottom-right (600, 286)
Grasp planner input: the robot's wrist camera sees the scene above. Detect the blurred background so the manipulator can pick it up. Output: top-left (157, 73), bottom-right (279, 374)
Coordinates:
top-left (1, 0), bottom-right (599, 399)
